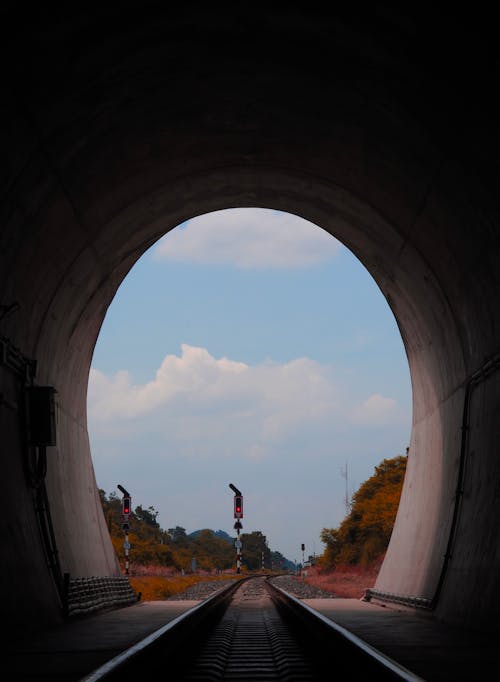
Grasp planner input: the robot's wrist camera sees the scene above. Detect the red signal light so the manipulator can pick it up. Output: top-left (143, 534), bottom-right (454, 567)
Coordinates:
top-left (234, 495), bottom-right (243, 518)
top-left (123, 496), bottom-right (131, 516)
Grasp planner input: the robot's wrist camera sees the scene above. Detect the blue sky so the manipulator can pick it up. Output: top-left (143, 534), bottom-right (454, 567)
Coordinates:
top-left (88, 208), bottom-right (411, 564)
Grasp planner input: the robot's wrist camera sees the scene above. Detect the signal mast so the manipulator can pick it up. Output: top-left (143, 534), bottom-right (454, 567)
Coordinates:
top-left (229, 483), bottom-right (243, 573)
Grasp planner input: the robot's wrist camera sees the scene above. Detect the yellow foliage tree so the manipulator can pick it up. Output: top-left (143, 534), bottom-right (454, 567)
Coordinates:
top-left (320, 455), bottom-right (407, 568)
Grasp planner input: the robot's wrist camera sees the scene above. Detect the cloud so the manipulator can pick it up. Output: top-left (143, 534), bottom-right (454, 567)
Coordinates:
top-left (350, 393), bottom-right (399, 425)
top-left (88, 346), bottom-right (407, 463)
top-left (88, 345), bottom-right (248, 420)
top-left (88, 345), bottom-right (338, 449)
top-left (153, 208), bottom-right (342, 268)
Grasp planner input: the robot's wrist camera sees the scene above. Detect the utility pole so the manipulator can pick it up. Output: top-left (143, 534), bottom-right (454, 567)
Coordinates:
top-left (229, 483), bottom-right (243, 574)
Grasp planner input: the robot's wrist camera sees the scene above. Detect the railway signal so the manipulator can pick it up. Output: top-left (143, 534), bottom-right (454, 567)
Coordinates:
top-left (229, 483), bottom-right (243, 573)
top-left (118, 484), bottom-right (132, 575)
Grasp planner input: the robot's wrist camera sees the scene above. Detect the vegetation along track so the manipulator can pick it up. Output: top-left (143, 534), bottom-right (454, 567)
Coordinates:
top-left (82, 576), bottom-right (423, 681)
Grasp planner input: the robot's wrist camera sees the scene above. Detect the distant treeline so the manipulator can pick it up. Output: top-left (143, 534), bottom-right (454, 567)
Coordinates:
top-left (320, 454), bottom-right (407, 568)
top-left (99, 489), bottom-right (292, 572)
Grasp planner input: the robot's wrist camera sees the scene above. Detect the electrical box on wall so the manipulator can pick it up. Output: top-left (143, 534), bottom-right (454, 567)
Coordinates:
top-left (26, 386), bottom-right (57, 446)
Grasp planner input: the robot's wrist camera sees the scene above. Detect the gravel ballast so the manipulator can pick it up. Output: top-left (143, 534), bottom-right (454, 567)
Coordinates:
top-left (167, 575), bottom-right (335, 600)
top-left (269, 575), bottom-right (335, 599)
top-left (167, 580), bottom-right (238, 600)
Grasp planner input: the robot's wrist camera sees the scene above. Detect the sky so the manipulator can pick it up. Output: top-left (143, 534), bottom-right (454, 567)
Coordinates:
top-left (87, 208), bottom-right (412, 564)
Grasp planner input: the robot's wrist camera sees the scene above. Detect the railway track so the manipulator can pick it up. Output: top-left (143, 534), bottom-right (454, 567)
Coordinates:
top-left (81, 576), bottom-right (423, 681)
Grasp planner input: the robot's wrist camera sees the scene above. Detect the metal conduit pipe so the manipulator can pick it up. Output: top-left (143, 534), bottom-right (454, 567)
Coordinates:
top-left (1, 334), bottom-right (65, 607)
top-left (367, 353), bottom-right (500, 613)
top-left (430, 352), bottom-right (500, 609)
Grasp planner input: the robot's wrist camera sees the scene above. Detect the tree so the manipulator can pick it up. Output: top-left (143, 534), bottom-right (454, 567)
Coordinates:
top-left (168, 526), bottom-right (188, 544)
top-left (320, 454), bottom-right (407, 568)
top-left (135, 505), bottom-right (160, 529)
top-left (240, 531), bottom-right (271, 570)
top-left (99, 490), bottom-right (294, 573)
top-left (192, 529), bottom-right (234, 569)
top-left (270, 550), bottom-right (294, 571)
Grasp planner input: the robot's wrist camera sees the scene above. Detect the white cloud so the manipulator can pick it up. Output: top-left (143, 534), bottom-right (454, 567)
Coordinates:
top-left (88, 346), bottom-right (406, 463)
top-left (350, 393), bottom-right (399, 425)
top-left (88, 345), bottom-right (248, 420)
top-left (88, 345), bottom-right (339, 451)
top-left (92, 345), bottom-right (333, 412)
top-left (153, 208), bottom-right (342, 268)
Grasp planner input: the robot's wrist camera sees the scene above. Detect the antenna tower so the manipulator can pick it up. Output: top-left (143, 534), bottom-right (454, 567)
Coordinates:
top-left (341, 462), bottom-right (350, 515)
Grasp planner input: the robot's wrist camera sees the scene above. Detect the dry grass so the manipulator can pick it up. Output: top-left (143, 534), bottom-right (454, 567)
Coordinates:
top-left (128, 572), bottom-right (241, 601)
top-left (128, 562), bottom-right (381, 601)
top-left (302, 560), bottom-right (382, 599)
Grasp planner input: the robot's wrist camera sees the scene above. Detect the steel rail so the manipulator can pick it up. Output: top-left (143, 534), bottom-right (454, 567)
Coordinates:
top-left (265, 579), bottom-right (424, 681)
top-left (79, 577), bottom-right (248, 681)
top-left (80, 575), bottom-right (425, 681)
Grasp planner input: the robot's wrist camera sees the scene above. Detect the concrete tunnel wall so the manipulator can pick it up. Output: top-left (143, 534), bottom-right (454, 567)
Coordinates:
top-left (1, 7), bottom-right (499, 635)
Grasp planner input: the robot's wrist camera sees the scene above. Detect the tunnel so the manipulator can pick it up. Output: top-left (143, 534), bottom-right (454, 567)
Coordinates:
top-left (1, 5), bottom-right (499, 638)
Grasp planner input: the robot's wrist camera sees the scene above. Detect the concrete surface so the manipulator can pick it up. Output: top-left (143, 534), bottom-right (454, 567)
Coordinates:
top-left (5, 598), bottom-right (496, 681)
top-left (4, 601), bottom-right (200, 681)
top-left (305, 599), bottom-right (499, 681)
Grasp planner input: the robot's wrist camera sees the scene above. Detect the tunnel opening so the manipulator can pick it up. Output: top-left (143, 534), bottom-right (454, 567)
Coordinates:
top-left (2, 155), bottom-right (497, 636)
top-left (2, 163), bottom-right (494, 635)
top-left (86, 207), bottom-right (412, 585)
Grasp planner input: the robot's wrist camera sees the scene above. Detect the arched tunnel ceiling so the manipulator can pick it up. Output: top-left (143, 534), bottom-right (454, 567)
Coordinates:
top-left (1, 5), bottom-right (500, 635)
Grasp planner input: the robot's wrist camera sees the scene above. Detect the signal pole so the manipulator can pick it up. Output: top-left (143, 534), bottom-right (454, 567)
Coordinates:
top-left (229, 483), bottom-right (243, 574)
top-left (118, 484), bottom-right (131, 575)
